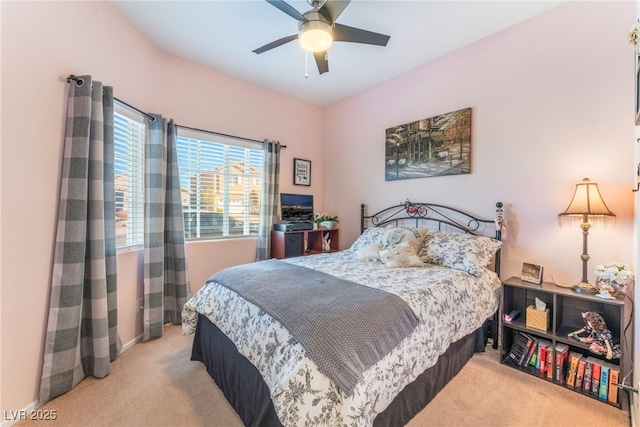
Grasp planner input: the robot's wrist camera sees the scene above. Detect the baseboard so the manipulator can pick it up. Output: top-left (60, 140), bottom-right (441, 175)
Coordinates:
top-left (1, 333), bottom-right (143, 427)
top-left (1, 400), bottom-right (38, 427)
top-left (122, 333), bottom-right (143, 352)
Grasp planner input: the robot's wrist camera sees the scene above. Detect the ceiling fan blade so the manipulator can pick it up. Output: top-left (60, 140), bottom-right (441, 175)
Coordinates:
top-left (318, 0), bottom-right (350, 25)
top-left (313, 51), bottom-right (329, 75)
top-left (333, 23), bottom-right (390, 46)
top-left (253, 34), bottom-right (298, 54)
top-left (265, 0), bottom-right (308, 22)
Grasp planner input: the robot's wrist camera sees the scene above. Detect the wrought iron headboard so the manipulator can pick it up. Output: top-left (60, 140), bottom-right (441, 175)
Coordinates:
top-left (360, 201), bottom-right (504, 275)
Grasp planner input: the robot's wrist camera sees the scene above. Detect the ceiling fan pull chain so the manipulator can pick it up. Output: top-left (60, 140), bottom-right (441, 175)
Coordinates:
top-left (305, 51), bottom-right (309, 79)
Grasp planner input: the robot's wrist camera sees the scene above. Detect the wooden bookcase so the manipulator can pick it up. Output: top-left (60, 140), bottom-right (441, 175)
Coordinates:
top-left (500, 276), bottom-right (629, 408)
top-left (271, 228), bottom-right (339, 259)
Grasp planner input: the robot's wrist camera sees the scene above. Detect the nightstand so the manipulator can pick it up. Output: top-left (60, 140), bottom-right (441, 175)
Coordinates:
top-left (499, 276), bottom-right (629, 408)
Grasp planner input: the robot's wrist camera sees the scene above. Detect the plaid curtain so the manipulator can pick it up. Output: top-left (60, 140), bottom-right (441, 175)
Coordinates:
top-left (163, 120), bottom-right (189, 324)
top-left (256, 140), bottom-right (281, 261)
top-left (40, 75), bottom-right (121, 403)
top-left (143, 117), bottom-right (189, 341)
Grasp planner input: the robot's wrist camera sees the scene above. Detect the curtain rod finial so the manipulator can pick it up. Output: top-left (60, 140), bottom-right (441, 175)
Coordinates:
top-left (66, 75), bottom-right (84, 86)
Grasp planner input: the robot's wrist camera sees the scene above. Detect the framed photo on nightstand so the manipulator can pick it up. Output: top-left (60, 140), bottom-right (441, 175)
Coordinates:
top-left (521, 262), bottom-right (543, 285)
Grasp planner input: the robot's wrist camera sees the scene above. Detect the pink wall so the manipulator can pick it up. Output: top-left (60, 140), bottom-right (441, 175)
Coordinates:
top-left (0, 0), bottom-right (323, 416)
top-left (323, 1), bottom-right (636, 285)
top-left (1, 0), bottom-right (636, 419)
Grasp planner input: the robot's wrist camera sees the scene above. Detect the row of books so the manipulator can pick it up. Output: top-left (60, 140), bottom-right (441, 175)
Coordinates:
top-left (505, 331), bottom-right (619, 405)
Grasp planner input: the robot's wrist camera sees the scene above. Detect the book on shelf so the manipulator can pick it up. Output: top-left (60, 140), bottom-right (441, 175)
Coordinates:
top-left (537, 339), bottom-right (552, 374)
top-left (519, 333), bottom-right (535, 366)
top-left (575, 356), bottom-right (587, 389)
top-left (607, 362), bottom-right (620, 405)
top-left (522, 336), bottom-right (539, 367)
top-left (566, 352), bottom-right (582, 388)
top-left (599, 363), bottom-right (610, 400)
top-left (588, 357), bottom-right (602, 396)
top-left (535, 342), bottom-right (542, 371)
top-left (528, 343), bottom-right (538, 368)
top-left (583, 359), bottom-right (593, 393)
top-left (545, 346), bottom-right (554, 379)
top-left (505, 332), bottom-right (529, 366)
top-left (555, 343), bottom-right (569, 384)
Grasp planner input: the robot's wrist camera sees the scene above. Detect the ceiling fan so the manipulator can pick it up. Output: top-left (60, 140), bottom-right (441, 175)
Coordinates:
top-left (253, 0), bottom-right (390, 75)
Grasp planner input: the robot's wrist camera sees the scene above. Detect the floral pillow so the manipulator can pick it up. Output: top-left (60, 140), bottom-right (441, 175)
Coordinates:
top-left (380, 227), bottom-right (429, 248)
top-left (417, 230), bottom-right (502, 276)
top-left (408, 227), bottom-right (431, 241)
top-left (349, 227), bottom-right (388, 252)
top-left (350, 226), bottom-right (431, 252)
top-left (379, 241), bottom-right (423, 268)
top-left (355, 243), bottom-right (381, 262)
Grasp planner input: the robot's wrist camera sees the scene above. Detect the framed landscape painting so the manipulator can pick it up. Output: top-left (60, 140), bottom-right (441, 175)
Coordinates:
top-left (385, 107), bottom-right (471, 181)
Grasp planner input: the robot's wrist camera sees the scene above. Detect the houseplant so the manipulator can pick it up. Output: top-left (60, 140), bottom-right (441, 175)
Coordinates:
top-left (314, 212), bottom-right (339, 229)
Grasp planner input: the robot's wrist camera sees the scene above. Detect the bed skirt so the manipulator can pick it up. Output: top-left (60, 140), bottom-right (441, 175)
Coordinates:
top-left (191, 314), bottom-right (486, 427)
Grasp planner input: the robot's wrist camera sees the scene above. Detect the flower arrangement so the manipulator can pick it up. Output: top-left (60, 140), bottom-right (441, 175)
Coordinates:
top-left (314, 212), bottom-right (339, 224)
top-left (593, 263), bottom-right (634, 296)
top-left (629, 20), bottom-right (640, 54)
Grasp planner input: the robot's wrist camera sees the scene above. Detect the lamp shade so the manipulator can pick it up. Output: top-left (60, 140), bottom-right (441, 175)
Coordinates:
top-left (559, 178), bottom-right (616, 220)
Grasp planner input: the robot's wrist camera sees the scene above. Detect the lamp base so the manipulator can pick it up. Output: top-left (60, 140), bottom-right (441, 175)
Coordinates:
top-left (571, 281), bottom-right (597, 294)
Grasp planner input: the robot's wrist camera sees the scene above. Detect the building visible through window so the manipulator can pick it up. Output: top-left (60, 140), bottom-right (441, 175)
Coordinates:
top-left (176, 128), bottom-right (263, 240)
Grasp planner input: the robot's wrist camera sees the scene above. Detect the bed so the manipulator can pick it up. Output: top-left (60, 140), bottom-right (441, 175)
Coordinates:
top-left (182, 201), bottom-right (504, 427)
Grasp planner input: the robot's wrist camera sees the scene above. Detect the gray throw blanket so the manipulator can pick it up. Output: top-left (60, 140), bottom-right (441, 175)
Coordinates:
top-left (208, 259), bottom-right (419, 395)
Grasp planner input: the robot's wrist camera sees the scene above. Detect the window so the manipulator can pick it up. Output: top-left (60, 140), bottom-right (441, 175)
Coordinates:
top-left (114, 104), bottom-right (145, 249)
top-left (176, 128), bottom-right (263, 240)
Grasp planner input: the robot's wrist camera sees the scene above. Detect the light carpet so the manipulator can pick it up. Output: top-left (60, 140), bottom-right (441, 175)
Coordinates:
top-left (17, 325), bottom-right (629, 427)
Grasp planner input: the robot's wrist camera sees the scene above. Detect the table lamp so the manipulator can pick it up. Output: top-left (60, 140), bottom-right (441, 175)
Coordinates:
top-left (558, 178), bottom-right (616, 292)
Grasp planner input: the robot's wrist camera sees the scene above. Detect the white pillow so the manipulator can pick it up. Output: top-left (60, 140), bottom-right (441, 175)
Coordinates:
top-left (379, 241), bottom-right (423, 268)
top-left (356, 243), bottom-right (381, 262)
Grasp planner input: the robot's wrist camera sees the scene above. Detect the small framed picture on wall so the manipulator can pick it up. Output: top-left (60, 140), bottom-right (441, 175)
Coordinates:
top-left (293, 158), bottom-right (311, 186)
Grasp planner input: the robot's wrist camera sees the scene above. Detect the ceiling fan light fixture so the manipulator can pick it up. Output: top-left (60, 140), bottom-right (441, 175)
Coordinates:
top-left (298, 20), bottom-right (333, 52)
top-left (255, 0), bottom-right (390, 75)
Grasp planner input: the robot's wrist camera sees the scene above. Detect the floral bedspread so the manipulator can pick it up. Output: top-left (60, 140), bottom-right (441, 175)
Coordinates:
top-left (182, 251), bottom-right (500, 427)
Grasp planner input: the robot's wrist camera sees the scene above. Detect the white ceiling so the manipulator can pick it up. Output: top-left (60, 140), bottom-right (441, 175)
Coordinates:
top-left (110, 0), bottom-right (564, 107)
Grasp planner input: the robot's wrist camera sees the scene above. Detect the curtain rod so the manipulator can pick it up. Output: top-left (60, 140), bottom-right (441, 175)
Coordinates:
top-left (67, 75), bottom-right (157, 122)
top-left (66, 74), bottom-right (285, 148)
top-left (116, 98), bottom-right (156, 122)
top-left (175, 125), bottom-right (286, 149)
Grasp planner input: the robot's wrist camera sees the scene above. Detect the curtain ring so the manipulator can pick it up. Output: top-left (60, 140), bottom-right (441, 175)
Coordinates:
top-left (66, 75), bottom-right (84, 87)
